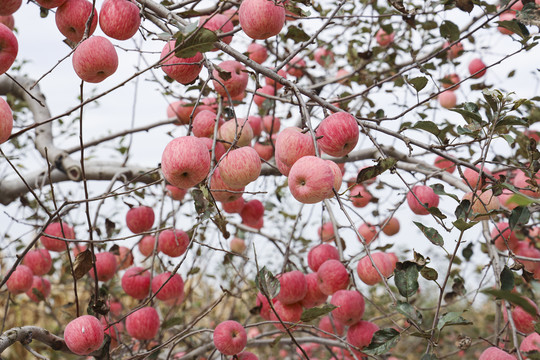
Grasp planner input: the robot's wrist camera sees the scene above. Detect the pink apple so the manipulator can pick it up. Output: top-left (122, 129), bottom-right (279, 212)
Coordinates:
top-left (213, 320), bottom-right (247, 355)
top-left (237, 351), bottom-right (259, 360)
top-left (270, 300), bottom-right (303, 331)
top-left (64, 315), bottom-right (104, 355)
top-left (245, 116), bottom-right (262, 136)
top-left (88, 252), bottom-right (117, 282)
top-left (55, 0), bottom-right (98, 42)
top-left (166, 185), bottom-right (187, 201)
top-left (191, 110), bottom-right (220, 138)
top-left (318, 315), bottom-right (345, 338)
top-left (262, 115), bottom-right (280, 134)
top-left (326, 160), bottom-right (343, 191)
top-left (406, 185), bottom-right (439, 215)
top-left (317, 222), bottom-right (336, 243)
top-left (151, 272), bottom-right (184, 301)
top-left (108, 300), bottom-right (122, 317)
top-left (26, 276), bottom-right (51, 302)
top-left (41, 222), bottom-right (76, 252)
top-left (115, 246), bottom-right (133, 270)
top-left (330, 290), bottom-right (365, 326)
top-left (513, 169), bottom-right (540, 198)
top-left (247, 216), bottom-right (263, 229)
top-left (276, 270), bottom-right (307, 305)
top-left (6, 265), bottom-right (33, 295)
top-left (222, 197), bottom-right (245, 214)
top-left (72, 36), bottom-right (118, 83)
top-left (381, 217), bottom-right (400, 236)
top-left (346, 320), bottom-right (379, 354)
top-left (503, 297), bottom-right (539, 334)
top-left (357, 252), bottom-right (395, 285)
top-left (286, 56), bottom-right (306, 78)
top-left (158, 229), bottom-right (189, 257)
top-left (308, 243), bottom-right (339, 272)
top-left (255, 292), bottom-right (274, 320)
top-left (200, 135), bottom-right (226, 161)
top-left (434, 155), bottom-right (456, 173)
top-left (126, 206), bottom-right (155, 233)
top-left (438, 90), bottom-right (457, 109)
top-left (35, 0), bottom-right (67, 8)
top-left (0, 0), bottom-right (20, 15)
top-left (498, 11), bottom-right (516, 35)
top-left (167, 100), bottom-right (197, 125)
top-left (160, 40), bottom-right (203, 84)
top-left (125, 306), bottom-right (160, 340)
top-left (0, 15), bottom-right (14, 29)
top-left (254, 85), bottom-right (275, 107)
top-left (218, 119), bottom-right (254, 148)
top-left (515, 241), bottom-right (540, 272)
top-left (275, 127), bottom-right (315, 170)
top-left (247, 42), bottom-right (268, 64)
top-left (462, 189), bottom-right (500, 220)
top-left (213, 61), bottom-right (249, 98)
top-left (357, 222), bottom-right (377, 245)
top-left (253, 141), bottom-right (273, 161)
top-left (122, 266), bottom-right (150, 299)
top-left (230, 237), bottom-right (247, 253)
top-left (375, 29), bottom-right (394, 47)
top-left (288, 156), bottom-right (335, 204)
top-left (0, 23), bottom-right (17, 75)
top-left (200, 14), bottom-right (234, 48)
top-left (317, 259), bottom-right (349, 295)
top-left (462, 165), bottom-right (492, 189)
top-left (300, 272), bottom-right (328, 308)
top-left (209, 168), bottom-right (245, 203)
top-left (99, 0), bottom-right (140, 40)
top-left (240, 199), bottom-right (264, 225)
top-left (239, 0), bottom-right (285, 40)
top-left (443, 41), bottom-right (463, 59)
top-left (316, 112), bottom-right (359, 157)
top-left (478, 347), bottom-right (516, 360)
top-left (219, 146), bottom-right (261, 188)
top-left (349, 185), bottom-right (372, 208)
top-left (520, 332), bottom-right (540, 353)
top-left (23, 249), bottom-right (52, 276)
top-left (138, 235), bottom-right (156, 257)
top-left (262, 68), bottom-right (286, 91)
top-left (314, 47), bottom-right (334, 67)
top-left (469, 58), bottom-right (487, 78)
top-left (441, 73), bottom-right (460, 90)
top-left (161, 136), bottom-right (211, 189)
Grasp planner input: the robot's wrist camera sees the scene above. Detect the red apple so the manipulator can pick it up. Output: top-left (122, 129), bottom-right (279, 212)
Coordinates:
top-left (6, 265), bottom-right (33, 295)
top-left (462, 189), bottom-right (500, 220)
top-left (357, 252), bottom-right (395, 285)
top-left (503, 297), bottom-right (539, 334)
top-left (288, 156), bottom-right (335, 204)
top-left (513, 169), bottom-right (540, 198)
top-left (438, 90), bottom-right (457, 109)
top-left (138, 235), bottom-right (156, 257)
top-left (64, 315), bottom-right (104, 355)
top-left (41, 222), bottom-right (76, 252)
top-left (327, 160), bottom-right (343, 191)
top-left (160, 40), bottom-right (203, 84)
top-left (126, 206), bottom-right (155, 234)
top-left (318, 315), bottom-right (345, 338)
top-left (406, 185), bottom-right (439, 215)
top-left (286, 56), bottom-right (306, 78)
top-left (218, 119), bottom-right (254, 148)
top-left (314, 47), bottom-right (334, 67)
top-left (125, 307), bottom-right (160, 340)
top-left (270, 300), bottom-right (303, 331)
top-left (443, 41), bottom-right (463, 59)
top-left (478, 347), bottom-right (516, 360)
top-left (23, 249), bottom-right (52, 276)
top-left (317, 222), bottom-right (336, 243)
top-left (230, 237), bottom-right (247, 253)
top-left (349, 185), bottom-right (372, 208)
top-left (213, 61), bottom-right (248, 98)
top-left (469, 58), bottom-right (487, 78)
top-left (254, 85), bottom-right (275, 107)
top-left (200, 14), bottom-right (234, 48)
top-left (262, 115), bottom-right (280, 134)
top-left (166, 185), bottom-right (187, 201)
top-left (222, 197), bottom-right (245, 213)
top-left (121, 266), bottom-right (150, 299)
top-left (375, 29), bottom-right (394, 47)
top-left (26, 276), bottom-right (51, 302)
top-left (72, 36), bottom-right (118, 83)
top-left (115, 246), bottom-right (133, 270)
top-left (209, 167), bottom-right (245, 203)
top-left (99, 0), bottom-right (140, 40)
top-left (55, 0), bottom-right (98, 42)
top-left (0, 23), bottom-right (17, 75)
top-left (300, 272), bottom-right (328, 308)
top-left (35, 0), bottom-right (67, 8)
top-left (237, 351), bottom-right (259, 360)
top-left (441, 73), bottom-right (460, 90)
top-left (161, 136), bottom-right (211, 189)
top-left (240, 199), bottom-right (264, 225)
top-left (265, 68), bottom-right (287, 89)
top-left (247, 42), bottom-right (268, 64)
top-left (515, 241), bottom-right (540, 272)
top-left (158, 229), bottom-right (189, 257)
top-left (276, 270), bottom-right (307, 305)
top-left (219, 146), bottom-right (261, 188)
top-left (275, 127), bottom-right (315, 171)
top-left (381, 217), bottom-right (400, 236)
top-left (317, 259), bottom-right (349, 295)
top-left (192, 110), bottom-right (221, 138)
top-left (330, 290), bottom-right (365, 326)
top-left (520, 332), bottom-right (540, 353)
top-left (462, 165), bottom-right (492, 189)
top-left (167, 100), bottom-right (197, 125)
top-left (434, 155), bottom-right (456, 173)
top-left (346, 320), bottom-right (379, 355)
top-left (316, 112), bottom-right (359, 157)
top-left (0, 0), bottom-right (20, 15)
top-left (151, 272), bottom-right (184, 301)
top-left (200, 135), bottom-right (227, 161)
top-left (308, 243), bottom-right (339, 272)
top-left (357, 222), bottom-right (377, 245)
top-left (213, 320), bottom-right (247, 355)
top-left (238, 0), bottom-right (285, 40)
top-left (0, 15), bottom-right (14, 29)
top-left (253, 141), bottom-right (273, 161)
top-left (88, 252), bottom-right (117, 282)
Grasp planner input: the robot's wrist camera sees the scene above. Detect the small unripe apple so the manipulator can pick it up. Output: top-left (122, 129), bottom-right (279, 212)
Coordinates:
top-left (23, 248), bottom-right (52, 276)
top-left (406, 185), bottom-right (439, 215)
top-left (0, 23), bottom-right (17, 76)
top-left (99, 0), bottom-right (141, 40)
top-left (55, 0), bottom-right (98, 42)
top-left (469, 58), bottom-right (487, 79)
top-left (317, 259), bottom-right (349, 295)
top-left (125, 306), bottom-right (160, 340)
top-left (238, 0), bottom-right (285, 40)
top-left (26, 276), bottom-right (51, 302)
top-left (151, 272), bottom-right (184, 301)
top-left (6, 265), bottom-right (33, 295)
top-left (126, 206), bottom-right (155, 234)
top-left (230, 237), bottom-right (247, 253)
top-left (213, 320), bottom-right (247, 355)
top-left (64, 315), bottom-right (104, 355)
top-left (41, 222), bottom-right (76, 252)
top-left (121, 266), bottom-right (151, 299)
top-left (158, 229), bottom-right (189, 257)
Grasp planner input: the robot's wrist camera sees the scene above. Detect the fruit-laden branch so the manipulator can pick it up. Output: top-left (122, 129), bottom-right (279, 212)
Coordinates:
top-left (0, 75), bottom-right (82, 181)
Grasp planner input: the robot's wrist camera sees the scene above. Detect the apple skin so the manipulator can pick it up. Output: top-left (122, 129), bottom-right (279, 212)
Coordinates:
top-left (115, 246), bottom-right (133, 269)
top-left (255, 292), bottom-right (274, 320)
top-left (434, 155), bottom-right (456, 173)
top-left (72, 36), bottom-right (118, 83)
top-left (126, 206), bottom-right (155, 233)
top-left (88, 252), bottom-right (117, 282)
top-left (438, 90), bottom-right (457, 109)
top-left (239, 0), bottom-right (285, 40)
top-left (469, 58), bottom-right (487, 78)
top-left (318, 315), bottom-right (345, 338)
top-left (326, 160), bottom-right (343, 191)
top-left (265, 68), bottom-right (287, 89)
top-left (317, 222), bottom-right (336, 243)
top-left (349, 185), bottom-right (372, 208)
top-left (515, 241), bottom-right (540, 272)
top-left (35, 0), bottom-right (67, 9)
top-left (230, 237), bottom-right (247, 253)
top-left (167, 100), bottom-right (198, 125)
top-left (161, 136), bottom-right (211, 189)
top-left (240, 199), bottom-right (264, 225)
top-left (357, 252), bottom-right (395, 286)
top-left (406, 185), bottom-right (439, 215)
top-left (462, 165), bottom-right (492, 189)
top-left (245, 116), bottom-right (262, 136)
top-left (478, 347), bottom-right (516, 360)
top-left (247, 42), bottom-right (268, 64)
top-left (0, 15), bottom-right (14, 29)
top-left (237, 351), bottom-right (259, 360)
top-left (219, 146), bottom-right (261, 188)
top-left (99, 0), bottom-right (140, 40)
top-left (192, 110), bottom-right (221, 138)
top-left (253, 85), bottom-right (275, 107)
top-left (253, 141), bottom-right (273, 161)
top-left (316, 259), bottom-right (349, 295)
top-left (151, 272), bottom-right (184, 301)
top-left (462, 189), bottom-right (500, 220)
top-left (381, 217), bottom-right (400, 236)
top-left (138, 235), bottom-right (156, 257)
top-left (441, 73), bottom-right (460, 90)
top-left (213, 61), bottom-right (249, 98)
top-left (288, 156), bottom-right (335, 204)
top-left (41, 222), bottom-right (76, 252)
top-left (275, 127), bottom-right (315, 170)
top-left (158, 229), bottom-right (189, 257)
top-left (513, 169), bottom-right (540, 198)
top-left (300, 272), bottom-right (328, 308)
top-left (498, 11), bottom-right (516, 35)
top-left (0, 0), bottom-right (21, 15)
top-left (6, 265), bottom-right (33, 295)
top-left (346, 320), bottom-right (379, 355)
top-left (218, 119), bottom-right (254, 148)
top-left (443, 41), bottom-right (463, 59)
top-left (209, 168), bottom-right (245, 203)
top-left (0, 23), bottom-right (17, 76)
top-left (222, 197), bottom-right (245, 214)
top-left (502, 297), bottom-right (539, 334)
top-left (286, 56), bottom-right (306, 78)
top-left (23, 249), bottom-right (52, 276)
top-left (121, 266), bottom-right (151, 299)
top-left (26, 276), bottom-right (51, 302)
top-left (308, 244), bottom-right (339, 272)
top-left (276, 270), bottom-right (307, 305)
top-left (160, 40), bottom-right (203, 84)
top-left (314, 47), bottom-right (334, 67)
top-left (375, 29), bottom-right (394, 47)
top-left (330, 290), bottom-right (365, 326)
top-left (520, 332), bottom-right (540, 353)
top-left (316, 112), bottom-right (359, 157)
top-left (262, 115), bottom-right (280, 134)
top-left (166, 185), bottom-right (187, 201)
top-left (213, 320), bottom-right (247, 356)
top-left (125, 307), bottom-right (160, 340)
top-left (64, 315), bottom-right (104, 355)
top-left (270, 300), bottom-right (303, 331)
top-left (357, 222), bottom-right (377, 245)
top-left (200, 14), bottom-right (234, 48)
top-left (55, 0), bottom-right (98, 42)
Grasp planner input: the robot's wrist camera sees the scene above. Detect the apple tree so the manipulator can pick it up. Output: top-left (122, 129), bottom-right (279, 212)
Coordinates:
top-left (0, 0), bottom-right (539, 359)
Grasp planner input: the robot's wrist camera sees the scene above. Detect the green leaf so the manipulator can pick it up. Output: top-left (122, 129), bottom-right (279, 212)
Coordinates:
top-left (162, 317), bottom-right (183, 329)
top-left (284, 25), bottom-right (310, 43)
top-left (427, 206), bottom-right (447, 220)
top-left (462, 242), bottom-right (473, 261)
top-left (498, 20), bottom-right (530, 39)
top-left (431, 183), bottom-right (460, 202)
top-left (395, 300), bottom-right (423, 324)
top-left (421, 266), bottom-right (439, 281)
top-left (413, 121), bottom-right (440, 137)
top-left (413, 221), bottom-right (444, 246)
top-left (255, 266), bottom-right (280, 299)
top-left (394, 261), bottom-right (419, 298)
top-left (483, 289), bottom-right (539, 316)
top-left (440, 21), bottom-right (460, 42)
top-left (173, 28), bottom-right (218, 58)
top-left (408, 76), bottom-right (428, 92)
top-left (508, 193), bottom-right (538, 206)
top-left (509, 206), bottom-right (530, 230)
top-left (356, 158), bottom-right (397, 183)
top-left (454, 199), bottom-right (471, 220)
top-left (456, 0), bottom-right (474, 12)
top-left (451, 103), bottom-right (483, 124)
top-left (437, 312), bottom-right (472, 330)
top-left (300, 304), bottom-right (337, 322)
top-left (500, 266), bottom-right (514, 292)
top-left (362, 328), bottom-right (400, 355)
top-left (453, 218), bottom-right (478, 231)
